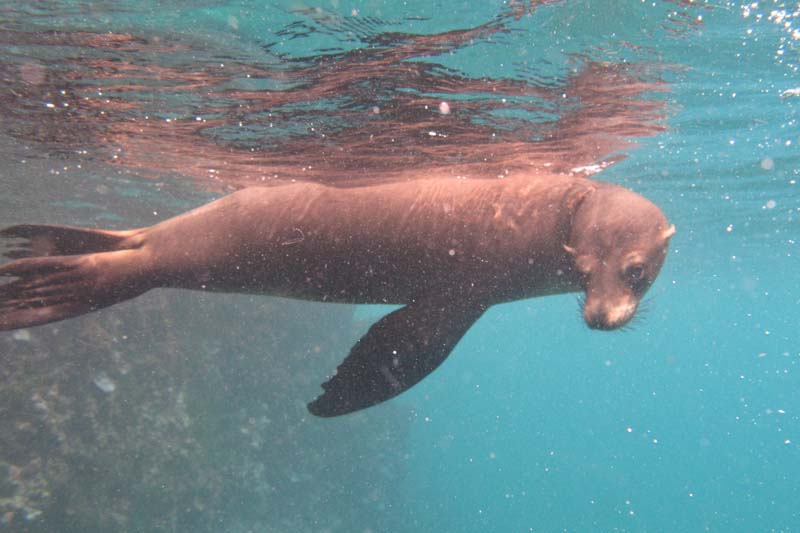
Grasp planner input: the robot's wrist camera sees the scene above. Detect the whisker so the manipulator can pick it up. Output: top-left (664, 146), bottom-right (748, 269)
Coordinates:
top-left (637, 294), bottom-right (656, 314)
top-left (633, 294), bottom-right (657, 324)
top-left (576, 294), bottom-right (586, 322)
top-left (630, 307), bottom-right (648, 326)
top-left (622, 295), bottom-right (656, 332)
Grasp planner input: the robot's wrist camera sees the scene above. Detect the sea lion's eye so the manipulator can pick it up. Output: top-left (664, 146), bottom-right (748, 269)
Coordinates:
top-left (624, 263), bottom-right (645, 285)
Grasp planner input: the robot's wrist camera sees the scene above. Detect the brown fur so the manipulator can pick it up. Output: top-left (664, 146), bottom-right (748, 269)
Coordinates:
top-left (0, 173), bottom-right (674, 415)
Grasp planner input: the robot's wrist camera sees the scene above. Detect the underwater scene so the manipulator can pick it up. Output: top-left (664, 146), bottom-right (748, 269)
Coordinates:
top-left (0, 1), bottom-right (798, 531)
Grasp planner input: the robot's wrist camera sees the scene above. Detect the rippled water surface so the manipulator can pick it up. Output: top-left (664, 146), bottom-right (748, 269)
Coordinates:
top-left (1, 1), bottom-right (799, 531)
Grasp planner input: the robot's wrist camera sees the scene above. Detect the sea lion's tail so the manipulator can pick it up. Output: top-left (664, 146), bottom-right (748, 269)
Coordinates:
top-left (0, 224), bottom-right (147, 330)
top-left (0, 224), bottom-right (136, 259)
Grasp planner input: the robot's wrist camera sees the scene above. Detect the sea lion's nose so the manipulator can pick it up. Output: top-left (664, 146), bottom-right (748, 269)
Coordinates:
top-left (583, 297), bottom-right (637, 331)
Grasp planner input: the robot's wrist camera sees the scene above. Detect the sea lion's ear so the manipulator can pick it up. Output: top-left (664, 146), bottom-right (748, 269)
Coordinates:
top-left (565, 185), bottom-right (596, 213)
top-left (564, 186), bottom-right (595, 256)
top-left (662, 224), bottom-right (676, 241)
top-left (563, 244), bottom-right (596, 274)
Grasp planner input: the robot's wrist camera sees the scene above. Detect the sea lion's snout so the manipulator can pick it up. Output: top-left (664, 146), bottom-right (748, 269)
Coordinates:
top-left (583, 295), bottom-right (638, 331)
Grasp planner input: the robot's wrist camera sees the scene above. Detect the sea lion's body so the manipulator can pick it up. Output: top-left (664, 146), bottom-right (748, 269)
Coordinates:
top-left (0, 173), bottom-right (674, 416)
top-left (137, 175), bottom-right (585, 304)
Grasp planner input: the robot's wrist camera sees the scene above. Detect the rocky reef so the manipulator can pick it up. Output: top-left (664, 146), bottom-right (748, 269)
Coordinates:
top-left (0, 291), bottom-right (410, 532)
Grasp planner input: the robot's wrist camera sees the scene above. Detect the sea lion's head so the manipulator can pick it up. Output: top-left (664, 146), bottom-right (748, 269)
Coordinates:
top-left (564, 184), bottom-right (674, 331)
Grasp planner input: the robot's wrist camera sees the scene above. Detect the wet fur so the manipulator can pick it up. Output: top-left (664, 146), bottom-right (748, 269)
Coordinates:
top-left (0, 174), bottom-right (673, 415)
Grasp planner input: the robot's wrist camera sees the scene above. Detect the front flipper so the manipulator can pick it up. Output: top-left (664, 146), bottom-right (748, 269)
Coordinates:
top-left (308, 298), bottom-right (488, 417)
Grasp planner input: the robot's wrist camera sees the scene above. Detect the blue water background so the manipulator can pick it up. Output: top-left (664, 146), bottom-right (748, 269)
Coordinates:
top-left (399, 4), bottom-right (800, 532)
top-left (1, 1), bottom-right (799, 531)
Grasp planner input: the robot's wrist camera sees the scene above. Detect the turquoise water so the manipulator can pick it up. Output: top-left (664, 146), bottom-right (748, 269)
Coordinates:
top-left (1, 1), bottom-right (799, 531)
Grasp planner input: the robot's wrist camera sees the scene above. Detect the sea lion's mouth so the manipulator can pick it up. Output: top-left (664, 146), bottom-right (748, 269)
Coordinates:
top-left (586, 316), bottom-right (626, 331)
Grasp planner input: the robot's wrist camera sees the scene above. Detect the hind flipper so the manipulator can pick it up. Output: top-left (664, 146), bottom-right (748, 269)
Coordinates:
top-left (0, 224), bottom-right (138, 259)
top-left (0, 250), bottom-right (149, 330)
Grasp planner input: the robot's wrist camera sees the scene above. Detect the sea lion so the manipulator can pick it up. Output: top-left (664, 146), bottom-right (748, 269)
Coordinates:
top-left (0, 174), bottom-right (674, 416)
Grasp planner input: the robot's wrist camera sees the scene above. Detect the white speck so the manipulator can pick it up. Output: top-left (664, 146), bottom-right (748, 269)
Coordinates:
top-left (12, 330), bottom-right (32, 342)
top-left (765, 199), bottom-right (776, 209)
top-left (489, 452), bottom-right (496, 459)
top-left (761, 157), bottom-right (775, 170)
top-left (726, 224), bottom-right (734, 232)
top-left (428, 131), bottom-right (437, 137)
top-left (371, 106), bottom-right (380, 114)
top-left (93, 372), bottom-right (116, 393)
top-left (45, 102), bottom-right (55, 108)
top-left (785, 439), bottom-right (791, 445)
top-left (626, 427), bottom-right (633, 433)
top-left (448, 249), bottom-right (456, 256)
top-left (570, 163), bottom-right (607, 175)
top-left (438, 101), bottom-right (451, 114)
